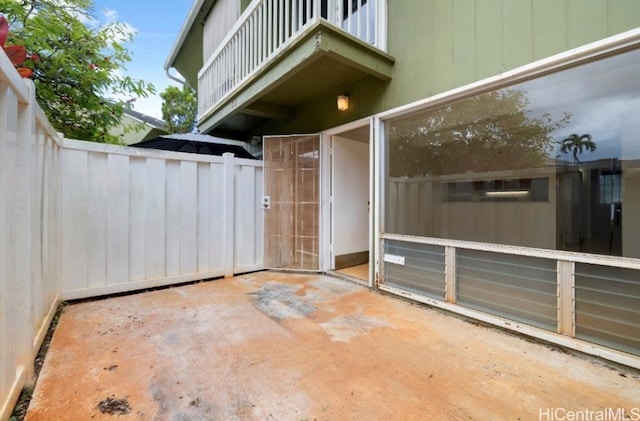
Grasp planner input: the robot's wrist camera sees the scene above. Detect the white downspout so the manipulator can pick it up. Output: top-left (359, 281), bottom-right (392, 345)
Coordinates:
top-left (165, 68), bottom-right (192, 89)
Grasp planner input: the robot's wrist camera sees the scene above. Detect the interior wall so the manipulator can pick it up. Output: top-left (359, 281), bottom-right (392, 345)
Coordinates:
top-left (333, 136), bottom-right (369, 258)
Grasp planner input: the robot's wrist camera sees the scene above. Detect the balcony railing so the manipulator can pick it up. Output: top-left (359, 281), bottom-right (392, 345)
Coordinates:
top-left (198, 0), bottom-right (381, 118)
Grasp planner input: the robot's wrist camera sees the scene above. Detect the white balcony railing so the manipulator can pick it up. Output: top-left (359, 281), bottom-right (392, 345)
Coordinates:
top-left (198, 0), bottom-right (381, 119)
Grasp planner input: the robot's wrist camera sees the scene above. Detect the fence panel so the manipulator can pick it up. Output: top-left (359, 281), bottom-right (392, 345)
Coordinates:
top-left (61, 141), bottom-right (264, 300)
top-left (0, 54), bottom-right (63, 420)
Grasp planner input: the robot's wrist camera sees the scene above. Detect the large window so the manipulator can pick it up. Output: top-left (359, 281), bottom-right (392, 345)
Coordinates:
top-left (385, 48), bottom-right (640, 259)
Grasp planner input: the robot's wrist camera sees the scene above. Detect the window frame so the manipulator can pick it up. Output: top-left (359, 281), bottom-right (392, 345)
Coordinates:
top-left (375, 28), bottom-right (640, 264)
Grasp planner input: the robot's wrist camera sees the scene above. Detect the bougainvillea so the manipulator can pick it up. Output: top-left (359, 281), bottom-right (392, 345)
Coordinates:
top-left (0, 15), bottom-right (39, 78)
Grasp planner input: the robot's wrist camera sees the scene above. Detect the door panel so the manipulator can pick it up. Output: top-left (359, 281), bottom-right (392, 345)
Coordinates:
top-left (264, 135), bottom-right (320, 270)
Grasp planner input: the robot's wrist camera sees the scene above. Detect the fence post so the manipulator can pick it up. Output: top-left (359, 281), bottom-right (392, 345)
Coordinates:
top-left (14, 80), bottom-right (36, 382)
top-left (445, 246), bottom-right (457, 304)
top-left (223, 153), bottom-right (235, 277)
top-left (557, 260), bottom-right (575, 336)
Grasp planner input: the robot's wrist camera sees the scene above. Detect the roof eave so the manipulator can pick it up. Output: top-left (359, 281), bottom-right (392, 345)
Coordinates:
top-left (164, 0), bottom-right (210, 71)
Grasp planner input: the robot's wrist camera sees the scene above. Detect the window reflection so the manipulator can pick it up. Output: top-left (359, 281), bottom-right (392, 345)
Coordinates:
top-left (385, 48), bottom-right (640, 259)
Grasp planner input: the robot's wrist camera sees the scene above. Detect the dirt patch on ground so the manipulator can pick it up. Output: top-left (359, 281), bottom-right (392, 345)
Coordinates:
top-left (97, 396), bottom-right (132, 415)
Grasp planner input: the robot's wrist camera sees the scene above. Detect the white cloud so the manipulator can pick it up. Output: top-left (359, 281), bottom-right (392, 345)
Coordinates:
top-left (96, 8), bottom-right (138, 42)
top-left (102, 8), bottom-right (119, 23)
top-left (132, 94), bottom-right (164, 120)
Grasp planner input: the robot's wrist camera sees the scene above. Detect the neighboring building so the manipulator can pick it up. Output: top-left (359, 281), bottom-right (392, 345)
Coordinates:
top-left (111, 109), bottom-right (168, 145)
top-left (166, 1), bottom-right (640, 362)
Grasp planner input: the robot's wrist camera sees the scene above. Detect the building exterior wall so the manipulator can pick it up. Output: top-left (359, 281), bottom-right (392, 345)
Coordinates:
top-left (192, 0), bottom-right (640, 363)
top-left (203, 0), bottom-right (239, 61)
top-left (384, 0), bottom-right (640, 109)
top-left (257, 0), bottom-right (640, 135)
top-left (109, 115), bottom-right (167, 145)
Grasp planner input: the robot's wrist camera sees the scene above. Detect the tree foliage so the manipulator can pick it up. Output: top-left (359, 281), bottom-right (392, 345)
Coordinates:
top-left (160, 85), bottom-right (197, 134)
top-left (388, 89), bottom-right (572, 177)
top-left (1, 0), bottom-right (155, 143)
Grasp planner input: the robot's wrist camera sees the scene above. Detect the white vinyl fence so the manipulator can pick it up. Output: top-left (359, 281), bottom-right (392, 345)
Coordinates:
top-left (0, 55), bottom-right (63, 420)
top-left (1, 47), bottom-right (264, 418)
top-left (62, 140), bottom-right (264, 300)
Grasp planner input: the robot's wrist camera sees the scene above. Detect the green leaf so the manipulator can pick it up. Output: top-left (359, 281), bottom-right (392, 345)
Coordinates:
top-left (1, 0), bottom-right (155, 142)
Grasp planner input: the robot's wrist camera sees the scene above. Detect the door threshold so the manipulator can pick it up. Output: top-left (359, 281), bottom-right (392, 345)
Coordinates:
top-left (326, 270), bottom-right (369, 287)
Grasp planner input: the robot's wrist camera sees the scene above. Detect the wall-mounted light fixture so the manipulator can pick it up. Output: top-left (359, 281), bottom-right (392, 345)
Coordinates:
top-left (337, 95), bottom-right (350, 111)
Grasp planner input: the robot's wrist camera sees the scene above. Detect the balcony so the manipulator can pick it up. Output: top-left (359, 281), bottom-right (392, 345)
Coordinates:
top-left (197, 0), bottom-right (394, 137)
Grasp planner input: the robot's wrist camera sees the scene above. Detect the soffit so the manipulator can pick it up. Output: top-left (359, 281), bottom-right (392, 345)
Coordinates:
top-left (199, 21), bottom-right (395, 138)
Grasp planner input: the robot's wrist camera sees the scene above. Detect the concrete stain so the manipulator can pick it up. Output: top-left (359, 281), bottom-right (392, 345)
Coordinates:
top-left (248, 282), bottom-right (317, 320)
top-left (320, 313), bottom-right (390, 342)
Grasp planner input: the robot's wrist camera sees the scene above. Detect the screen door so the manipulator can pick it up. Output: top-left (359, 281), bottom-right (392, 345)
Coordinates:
top-left (263, 135), bottom-right (320, 270)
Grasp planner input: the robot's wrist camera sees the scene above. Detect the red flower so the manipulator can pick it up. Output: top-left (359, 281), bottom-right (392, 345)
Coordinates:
top-left (1, 15), bottom-right (39, 79)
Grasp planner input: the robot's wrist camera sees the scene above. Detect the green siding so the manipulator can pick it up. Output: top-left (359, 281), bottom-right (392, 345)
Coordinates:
top-left (532, 0), bottom-right (567, 59)
top-left (256, 0), bottom-right (640, 136)
top-left (385, 0), bottom-right (640, 110)
top-left (429, 0), bottom-right (453, 99)
top-left (413, 1), bottom-right (431, 99)
top-left (609, 0), bottom-right (640, 32)
top-left (452, 0), bottom-right (477, 87)
top-left (475, 0), bottom-right (503, 78)
top-left (568, 0), bottom-right (608, 47)
top-left (503, 1), bottom-right (533, 70)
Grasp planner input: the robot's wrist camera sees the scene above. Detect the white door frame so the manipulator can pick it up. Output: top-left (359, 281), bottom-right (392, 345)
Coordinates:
top-left (321, 117), bottom-right (376, 287)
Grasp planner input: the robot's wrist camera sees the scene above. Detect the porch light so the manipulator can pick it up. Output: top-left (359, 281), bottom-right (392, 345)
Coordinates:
top-left (337, 95), bottom-right (350, 111)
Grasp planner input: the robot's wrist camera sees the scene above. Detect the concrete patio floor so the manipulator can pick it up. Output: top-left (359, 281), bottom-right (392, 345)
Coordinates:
top-left (26, 271), bottom-right (639, 420)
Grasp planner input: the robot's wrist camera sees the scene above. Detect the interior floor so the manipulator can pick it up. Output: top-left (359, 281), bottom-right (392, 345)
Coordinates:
top-left (335, 263), bottom-right (369, 281)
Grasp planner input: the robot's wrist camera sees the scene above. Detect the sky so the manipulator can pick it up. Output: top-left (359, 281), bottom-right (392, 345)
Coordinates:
top-left (90, 0), bottom-right (195, 119)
